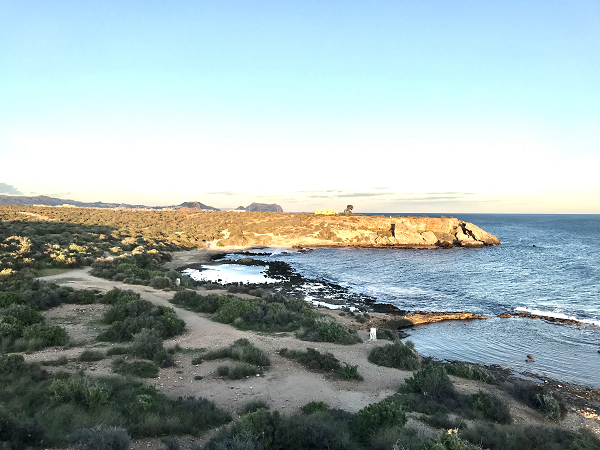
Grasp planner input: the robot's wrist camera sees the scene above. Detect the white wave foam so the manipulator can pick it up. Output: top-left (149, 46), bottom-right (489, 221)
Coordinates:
top-left (515, 307), bottom-right (600, 326)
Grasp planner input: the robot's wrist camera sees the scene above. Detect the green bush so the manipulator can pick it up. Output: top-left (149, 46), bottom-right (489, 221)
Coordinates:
top-left (106, 346), bottom-right (129, 356)
top-left (527, 385), bottom-right (567, 421)
top-left (129, 329), bottom-right (163, 360)
top-left (444, 362), bottom-right (496, 384)
top-left (340, 363), bottom-right (362, 381)
top-left (98, 294), bottom-right (185, 342)
top-left (296, 317), bottom-right (361, 345)
top-left (202, 339), bottom-right (270, 367)
top-left (170, 291), bottom-right (227, 314)
top-left (368, 341), bottom-right (420, 370)
top-left (278, 347), bottom-right (363, 381)
top-left (279, 347), bottom-right (340, 372)
top-left (405, 364), bottom-right (457, 401)
top-left (49, 377), bottom-right (109, 410)
top-left (70, 425), bottom-right (130, 450)
top-left (112, 358), bottom-right (159, 378)
top-left (241, 399), bottom-right (270, 415)
top-left (217, 363), bottom-right (261, 380)
top-left (79, 350), bottom-right (105, 362)
top-left (471, 391), bottom-right (512, 424)
top-left (214, 299), bottom-right (260, 324)
top-left (375, 328), bottom-right (397, 341)
top-left (22, 323), bottom-right (69, 346)
top-left (149, 276), bottom-right (171, 289)
top-left (351, 399), bottom-right (407, 441)
top-left (205, 408), bottom-right (354, 450)
top-left (300, 401), bottom-right (328, 415)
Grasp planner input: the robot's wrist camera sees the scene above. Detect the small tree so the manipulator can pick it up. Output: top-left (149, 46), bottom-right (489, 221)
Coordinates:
top-left (343, 205), bottom-right (354, 214)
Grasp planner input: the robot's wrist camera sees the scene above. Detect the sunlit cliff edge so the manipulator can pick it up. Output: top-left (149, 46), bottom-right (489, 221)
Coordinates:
top-left (0, 206), bottom-right (500, 249)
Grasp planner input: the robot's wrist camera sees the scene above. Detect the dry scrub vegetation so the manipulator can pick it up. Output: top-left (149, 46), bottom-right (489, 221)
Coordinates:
top-left (0, 207), bottom-right (599, 450)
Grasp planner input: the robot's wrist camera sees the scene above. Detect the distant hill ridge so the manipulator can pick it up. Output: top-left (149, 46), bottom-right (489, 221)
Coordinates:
top-left (0, 194), bottom-right (282, 212)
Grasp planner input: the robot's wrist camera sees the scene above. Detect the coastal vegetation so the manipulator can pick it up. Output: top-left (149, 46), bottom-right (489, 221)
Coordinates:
top-left (1, 207), bottom-right (599, 450)
top-left (368, 340), bottom-right (421, 370)
top-left (279, 347), bottom-right (363, 380)
top-left (170, 290), bottom-right (362, 344)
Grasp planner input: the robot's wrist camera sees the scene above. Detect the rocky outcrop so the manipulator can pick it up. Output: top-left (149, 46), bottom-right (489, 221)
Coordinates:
top-left (177, 201), bottom-right (220, 211)
top-left (246, 203), bottom-right (284, 213)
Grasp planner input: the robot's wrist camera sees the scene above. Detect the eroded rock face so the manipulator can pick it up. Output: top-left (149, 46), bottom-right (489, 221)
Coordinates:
top-left (459, 221), bottom-right (501, 246)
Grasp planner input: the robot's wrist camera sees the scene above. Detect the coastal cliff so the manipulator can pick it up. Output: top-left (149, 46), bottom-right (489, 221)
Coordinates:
top-left (207, 213), bottom-right (500, 248)
top-left (0, 207), bottom-right (499, 249)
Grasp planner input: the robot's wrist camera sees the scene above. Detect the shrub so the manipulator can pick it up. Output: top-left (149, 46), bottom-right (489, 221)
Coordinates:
top-left (444, 362), bottom-right (496, 384)
top-left (112, 358), bottom-right (159, 378)
top-left (170, 291), bottom-right (227, 314)
top-left (340, 363), bottom-right (363, 381)
top-left (98, 296), bottom-right (185, 342)
top-left (70, 426), bottom-right (130, 450)
top-left (300, 401), bottom-right (328, 414)
top-left (49, 377), bottom-right (109, 410)
top-left (296, 317), bottom-right (361, 345)
top-left (203, 339), bottom-right (270, 367)
top-left (405, 364), bottom-right (457, 401)
top-left (527, 385), bottom-right (567, 421)
top-left (241, 399), bottom-right (270, 415)
top-left (375, 328), bottom-right (397, 341)
top-left (149, 276), bottom-right (171, 289)
top-left (368, 341), bottom-right (420, 370)
top-left (279, 348), bottom-right (340, 372)
top-left (22, 323), bottom-right (69, 346)
top-left (214, 299), bottom-right (260, 324)
top-left (471, 391), bottom-right (512, 424)
top-left (351, 399), bottom-right (407, 441)
top-left (106, 346), bottom-right (129, 356)
top-left (425, 431), bottom-right (468, 450)
top-left (129, 329), bottom-right (163, 360)
top-left (217, 363), bottom-right (261, 380)
top-left (79, 350), bottom-right (105, 362)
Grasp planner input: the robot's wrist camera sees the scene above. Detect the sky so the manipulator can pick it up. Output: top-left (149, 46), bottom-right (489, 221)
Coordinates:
top-left (1, 1), bottom-right (599, 213)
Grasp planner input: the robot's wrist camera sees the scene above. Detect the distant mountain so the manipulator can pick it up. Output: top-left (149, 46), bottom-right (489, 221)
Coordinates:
top-left (0, 195), bottom-right (148, 209)
top-left (176, 201), bottom-right (219, 211)
top-left (0, 195), bottom-right (219, 211)
top-left (246, 202), bottom-right (284, 213)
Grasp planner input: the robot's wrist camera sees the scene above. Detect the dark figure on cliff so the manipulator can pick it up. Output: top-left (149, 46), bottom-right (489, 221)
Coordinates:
top-left (343, 205), bottom-right (354, 214)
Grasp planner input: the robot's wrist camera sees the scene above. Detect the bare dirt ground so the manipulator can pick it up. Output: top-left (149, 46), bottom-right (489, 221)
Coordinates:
top-left (33, 252), bottom-right (600, 445)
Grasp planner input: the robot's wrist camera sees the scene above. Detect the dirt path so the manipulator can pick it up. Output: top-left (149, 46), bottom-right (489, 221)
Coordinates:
top-left (37, 268), bottom-right (600, 434)
top-left (38, 268), bottom-right (403, 416)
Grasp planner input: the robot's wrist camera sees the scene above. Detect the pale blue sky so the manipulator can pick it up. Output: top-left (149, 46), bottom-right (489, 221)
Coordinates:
top-left (1, 1), bottom-right (599, 212)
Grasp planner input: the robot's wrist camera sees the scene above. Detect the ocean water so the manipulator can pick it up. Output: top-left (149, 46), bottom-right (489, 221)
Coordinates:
top-left (191, 214), bottom-right (600, 387)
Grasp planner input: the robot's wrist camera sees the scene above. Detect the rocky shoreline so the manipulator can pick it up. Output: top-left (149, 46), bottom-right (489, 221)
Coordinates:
top-left (181, 249), bottom-right (592, 329)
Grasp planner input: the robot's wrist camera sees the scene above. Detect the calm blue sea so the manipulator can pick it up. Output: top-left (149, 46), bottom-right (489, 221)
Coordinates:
top-left (192, 214), bottom-right (600, 387)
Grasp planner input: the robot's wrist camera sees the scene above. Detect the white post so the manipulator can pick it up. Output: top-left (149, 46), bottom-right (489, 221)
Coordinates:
top-left (369, 328), bottom-right (377, 341)
top-left (175, 278), bottom-right (180, 286)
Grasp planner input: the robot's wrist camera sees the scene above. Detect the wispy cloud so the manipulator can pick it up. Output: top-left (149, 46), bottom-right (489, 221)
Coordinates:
top-left (205, 191), bottom-right (240, 196)
top-left (0, 183), bottom-right (23, 195)
top-left (424, 192), bottom-right (475, 195)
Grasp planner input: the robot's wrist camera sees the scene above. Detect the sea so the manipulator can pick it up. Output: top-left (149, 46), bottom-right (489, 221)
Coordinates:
top-left (184, 214), bottom-right (600, 388)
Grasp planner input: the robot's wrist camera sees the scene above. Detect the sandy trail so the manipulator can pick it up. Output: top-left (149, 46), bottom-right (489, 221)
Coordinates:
top-left (39, 267), bottom-right (403, 416)
top-left (37, 263), bottom-right (600, 434)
